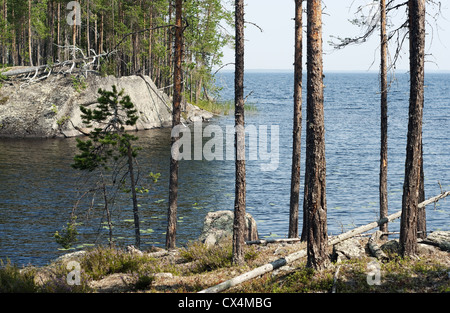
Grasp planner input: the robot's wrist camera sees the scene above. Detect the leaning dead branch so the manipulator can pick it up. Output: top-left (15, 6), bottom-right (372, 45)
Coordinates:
top-left (199, 190), bottom-right (450, 293)
top-left (368, 231), bottom-right (389, 261)
top-left (246, 238), bottom-right (302, 245)
top-left (331, 265), bottom-right (342, 293)
top-left (2, 49), bottom-right (115, 87)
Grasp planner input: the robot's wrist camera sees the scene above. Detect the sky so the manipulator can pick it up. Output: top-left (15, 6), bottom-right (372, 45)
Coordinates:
top-left (219, 0), bottom-right (450, 72)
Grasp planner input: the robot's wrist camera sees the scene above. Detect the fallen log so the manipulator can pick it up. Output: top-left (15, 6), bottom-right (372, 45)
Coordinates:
top-left (1, 65), bottom-right (49, 77)
top-left (246, 238), bottom-right (302, 245)
top-left (419, 190), bottom-right (450, 208)
top-left (1, 52), bottom-right (111, 78)
top-left (329, 190), bottom-right (450, 246)
top-left (198, 249), bottom-right (307, 294)
top-left (328, 211), bottom-right (402, 246)
top-left (2, 62), bottom-right (74, 77)
top-left (331, 265), bottom-right (341, 294)
top-left (368, 231), bottom-right (389, 261)
top-left (198, 191), bottom-right (449, 293)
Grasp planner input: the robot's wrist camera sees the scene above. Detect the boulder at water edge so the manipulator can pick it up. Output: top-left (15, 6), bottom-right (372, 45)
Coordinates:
top-left (199, 210), bottom-right (259, 246)
top-left (423, 231), bottom-right (450, 251)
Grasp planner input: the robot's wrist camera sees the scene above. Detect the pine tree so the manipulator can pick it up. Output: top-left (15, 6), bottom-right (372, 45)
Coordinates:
top-left (400, 0), bottom-right (426, 257)
top-left (379, 0), bottom-right (389, 238)
top-left (304, 0), bottom-right (329, 270)
top-left (289, 0), bottom-right (303, 239)
top-left (232, 0), bottom-right (246, 266)
top-left (72, 85), bottom-right (142, 248)
top-left (166, 0), bottom-right (183, 250)
top-left (0, 0), bottom-right (232, 99)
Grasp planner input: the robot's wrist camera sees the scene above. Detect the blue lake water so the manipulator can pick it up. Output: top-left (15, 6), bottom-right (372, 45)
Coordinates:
top-left (1, 72), bottom-right (449, 267)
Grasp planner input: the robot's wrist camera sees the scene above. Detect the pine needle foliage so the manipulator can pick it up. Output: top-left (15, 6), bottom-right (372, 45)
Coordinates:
top-left (72, 86), bottom-right (139, 172)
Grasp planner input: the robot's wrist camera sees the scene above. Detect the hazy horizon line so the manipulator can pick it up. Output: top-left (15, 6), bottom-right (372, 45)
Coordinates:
top-left (214, 68), bottom-right (450, 74)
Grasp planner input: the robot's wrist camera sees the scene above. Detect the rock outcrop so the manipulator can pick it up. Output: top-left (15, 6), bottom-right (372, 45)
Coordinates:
top-left (0, 74), bottom-right (213, 138)
top-left (332, 238), bottom-right (366, 263)
top-left (331, 231), bottom-right (450, 263)
top-left (199, 210), bottom-right (259, 246)
top-left (422, 231), bottom-right (450, 251)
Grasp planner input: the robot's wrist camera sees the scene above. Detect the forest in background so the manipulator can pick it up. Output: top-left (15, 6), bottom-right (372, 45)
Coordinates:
top-left (0, 0), bottom-right (232, 102)
top-left (0, 0), bottom-right (444, 267)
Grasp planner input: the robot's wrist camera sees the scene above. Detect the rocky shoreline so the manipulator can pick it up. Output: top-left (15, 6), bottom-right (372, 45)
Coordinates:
top-left (0, 74), bottom-right (213, 138)
top-left (27, 230), bottom-right (449, 293)
top-left (16, 211), bottom-right (449, 293)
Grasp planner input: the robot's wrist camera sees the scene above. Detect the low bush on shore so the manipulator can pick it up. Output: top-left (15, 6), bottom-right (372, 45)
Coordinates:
top-left (1, 239), bottom-right (449, 293)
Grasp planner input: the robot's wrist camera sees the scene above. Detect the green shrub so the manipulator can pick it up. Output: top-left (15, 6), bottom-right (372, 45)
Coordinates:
top-left (38, 263), bottom-right (92, 293)
top-left (180, 237), bottom-right (259, 274)
top-left (53, 217), bottom-right (79, 250)
top-left (181, 240), bottom-right (233, 273)
top-left (0, 260), bottom-right (37, 293)
top-left (134, 274), bottom-right (155, 291)
top-left (72, 75), bottom-right (87, 92)
top-left (80, 246), bottom-right (156, 280)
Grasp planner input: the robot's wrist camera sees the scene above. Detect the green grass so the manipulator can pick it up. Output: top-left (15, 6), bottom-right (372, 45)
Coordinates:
top-left (193, 99), bottom-right (258, 115)
top-left (180, 239), bottom-right (257, 274)
top-left (0, 259), bottom-right (91, 293)
top-left (2, 243), bottom-right (448, 293)
top-left (0, 246), bottom-right (178, 293)
top-left (234, 256), bottom-right (450, 293)
top-left (235, 262), bottom-right (334, 293)
top-left (80, 246), bottom-right (180, 280)
top-left (0, 260), bottom-right (37, 293)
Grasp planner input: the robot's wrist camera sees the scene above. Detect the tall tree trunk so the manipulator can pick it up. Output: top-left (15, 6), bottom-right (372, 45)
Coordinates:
top-left (400, 0), bottom-right (426, 257)
top-left (195, 72), bottom-right (203, 103)
top-left (232, 0), bottom-right (246, 266)
top-left (166, 0), bottom-right (183, 250)
top-left (37, 40), bottom-right (40, 66)
top-left (304, 0), bottom-right (328, 270)
top-left (28, 0), bottom-right (33, 66)
top-left (94, 14), bottom-right (98, 54)
top-left (167, 1), bottom-right (173, 92)
top-left (379, 0), bottom-right (389, 239)
top-left (11, 7), bottom-right (17, 65)
top-left (72, 2), bottom-right (77, 59)
top-left (3, 0), bottom-right (7, 65)
top-left (417, 144), bottom-right (426, 239)
top-left (57, 2), bottom-right (61, 61)
top-left (289, 0), bottom-right (303, 239)
top-left (100, 14), bottom-right (104, 53)
top-left (100, 172), bottom-right (114, 248)
top-left (87, 0), bottom-right (91, 57)
top-left (127, 146), bottom-right (140, 249)
top-left (48, 0), bottom-right (55, 63)
top-left (148, 6), bottom-right (153, 76)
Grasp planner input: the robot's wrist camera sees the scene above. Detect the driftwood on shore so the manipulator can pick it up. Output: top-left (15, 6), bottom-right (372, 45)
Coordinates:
top-left (2, 56), bottom-right (99, 77)
top-left (1, 50), bottom-right (113, 85)
top-left (246, 238), bottom-right (302, 245)
top-left (368, 231), bottom-right (389, 261)
top-left (329, 191), bottom-right (450, 246)
top-left (198, 191), bottom-right (450, 294)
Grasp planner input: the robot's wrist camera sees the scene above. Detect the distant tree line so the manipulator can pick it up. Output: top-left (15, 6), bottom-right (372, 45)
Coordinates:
top-left (0, 0), bottom-right (232, 101)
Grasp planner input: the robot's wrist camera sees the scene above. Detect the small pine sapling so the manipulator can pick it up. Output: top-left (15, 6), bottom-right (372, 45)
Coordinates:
top-left (72, 85), bottom-right (142, 248)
